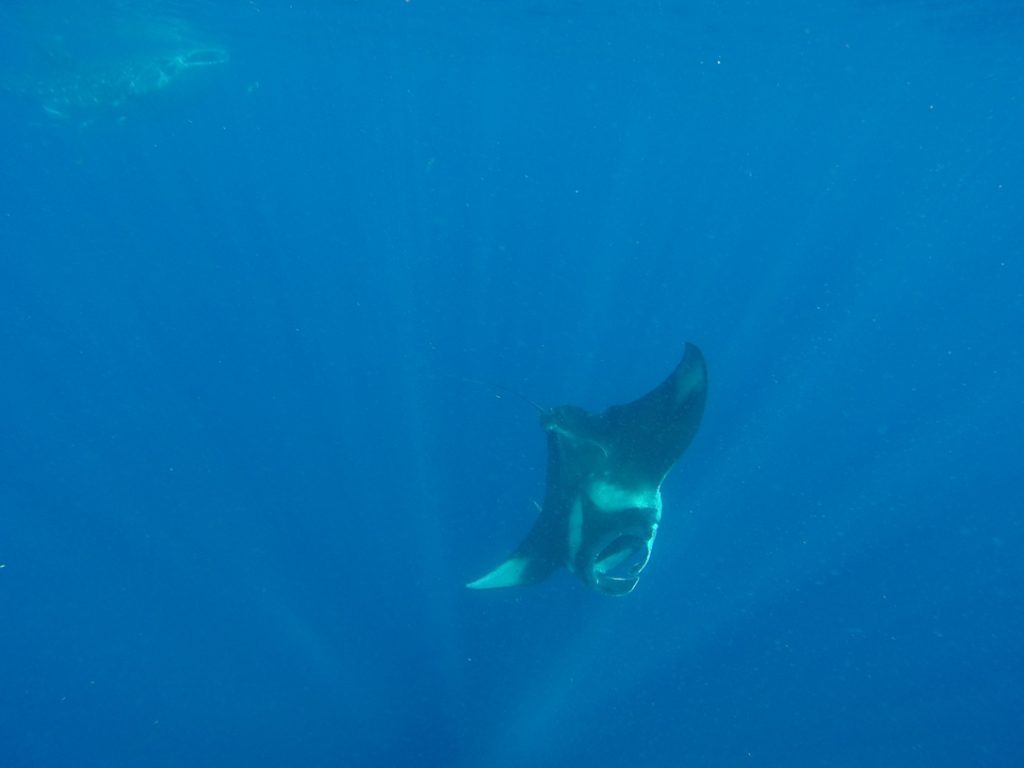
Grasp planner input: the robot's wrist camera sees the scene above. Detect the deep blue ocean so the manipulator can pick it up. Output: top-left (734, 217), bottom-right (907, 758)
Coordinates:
top-left (1, 1), bottom-right (1022, 765)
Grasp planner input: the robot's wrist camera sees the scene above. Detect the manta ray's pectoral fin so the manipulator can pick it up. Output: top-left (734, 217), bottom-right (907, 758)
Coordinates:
top-left (599, 342), bottom-right (708, 487)
top-left (466, 507), bottom-right (563, 590)
top-left (466, 555), bottom-right (551, 590)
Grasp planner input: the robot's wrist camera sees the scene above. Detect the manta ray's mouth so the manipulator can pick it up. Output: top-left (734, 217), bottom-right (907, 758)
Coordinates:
top-left (590, 531), bottom-right (653, 596)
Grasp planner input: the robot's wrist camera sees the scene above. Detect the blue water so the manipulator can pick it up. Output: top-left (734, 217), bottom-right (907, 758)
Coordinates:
top-left (1, 1), bottom-right (1022, 765)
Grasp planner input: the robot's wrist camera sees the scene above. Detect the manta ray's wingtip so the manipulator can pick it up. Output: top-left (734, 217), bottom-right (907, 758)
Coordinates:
top-left (677, 341), bottom-right (709, 396)
top-left (465, 557), bottom-right (529, 590)
top-left (683, 340), bottom-right (705, 364)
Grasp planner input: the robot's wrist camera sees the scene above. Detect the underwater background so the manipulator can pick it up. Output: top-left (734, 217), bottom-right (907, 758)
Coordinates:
top-left (1, 0), bottom-right (1022, 765)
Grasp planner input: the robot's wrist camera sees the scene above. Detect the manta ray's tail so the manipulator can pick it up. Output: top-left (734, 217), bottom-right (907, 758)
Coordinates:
top-left (462, 377), bottom-right (547, 415)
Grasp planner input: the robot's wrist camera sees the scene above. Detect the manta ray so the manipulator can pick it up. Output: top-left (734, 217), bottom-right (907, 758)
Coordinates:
top-left (468, 343), bottom-right (708, 596)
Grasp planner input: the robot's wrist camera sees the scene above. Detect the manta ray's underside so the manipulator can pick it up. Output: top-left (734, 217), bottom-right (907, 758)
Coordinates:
top-left (467, 343), bottom-right (708, 596)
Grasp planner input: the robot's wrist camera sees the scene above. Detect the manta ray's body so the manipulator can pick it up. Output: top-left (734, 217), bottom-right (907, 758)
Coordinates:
top-left (468, 343), bottom-right (708, 596)
top-left (468, 342), bottom-right (708, 593)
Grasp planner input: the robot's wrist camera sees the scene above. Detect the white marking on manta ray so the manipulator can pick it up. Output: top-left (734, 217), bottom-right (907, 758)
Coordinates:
top-left (587, 480), bottom-right (663, 515)
top-left (465, 557), bottom-right (527, 590)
